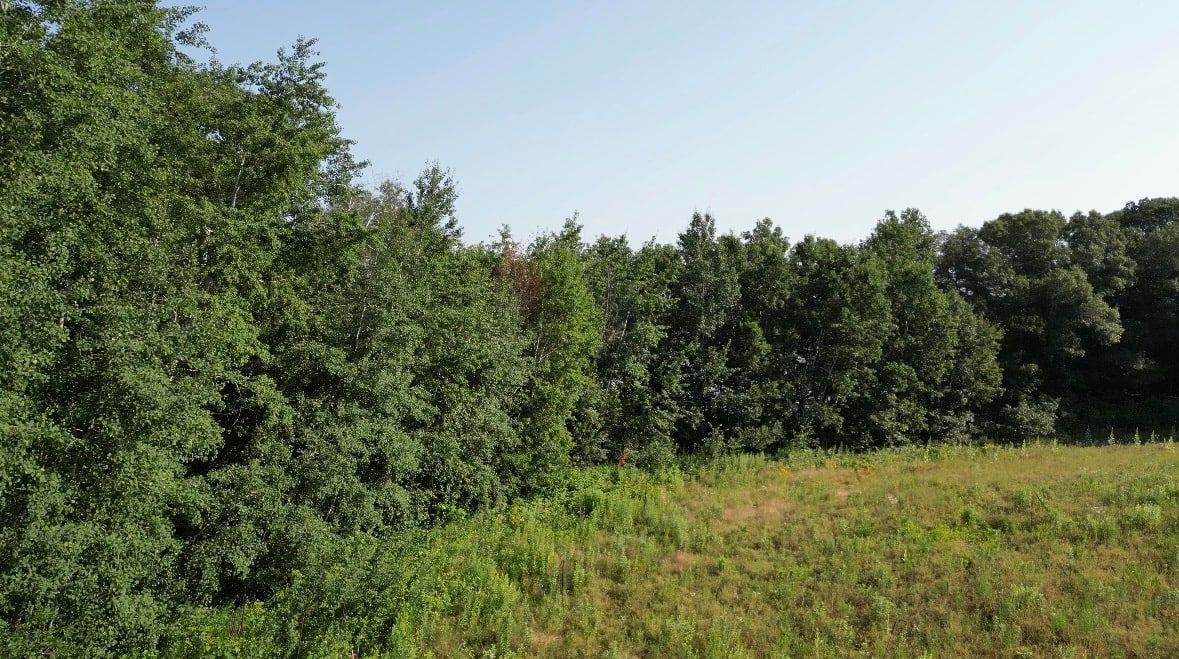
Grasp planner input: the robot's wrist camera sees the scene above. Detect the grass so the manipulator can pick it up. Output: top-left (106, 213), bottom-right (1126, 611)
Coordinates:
top-left (164, 442), bottom-right (1179, 658)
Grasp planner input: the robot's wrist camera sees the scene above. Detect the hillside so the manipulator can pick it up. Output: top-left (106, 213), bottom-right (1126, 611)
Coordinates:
top-left (169, 443), bottom-right (1179, 657)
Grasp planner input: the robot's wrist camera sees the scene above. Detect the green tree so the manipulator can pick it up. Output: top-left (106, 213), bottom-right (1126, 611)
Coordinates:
top-left (0, 2), bottom-right (349, 651)
top-left (661, 213), bottom-right (741, 451)
top-left (1082, 198), bottom-right (1179, 426)
top-left (781, 236), bottom-right (891, 447)
top-left (577, 236), bottom-right (680, 465)
top-left (0, 3), bottom-right (370, 651)
top-left (856, 209), bottom-right (999, 445)
top-left (497, 220), bottom-right (603, 493)
top-left (183, 167), bottom-right (531, 604)
top-left (937, 210), bottom-right (1122, 438)
top-left (935, 293), bottom-right (1004, 440)
top-left (719, 218), bottom-right (793, 449)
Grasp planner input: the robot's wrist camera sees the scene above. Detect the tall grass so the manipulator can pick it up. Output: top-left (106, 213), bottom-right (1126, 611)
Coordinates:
top-left (159, 442), bottom-right (1179, 657)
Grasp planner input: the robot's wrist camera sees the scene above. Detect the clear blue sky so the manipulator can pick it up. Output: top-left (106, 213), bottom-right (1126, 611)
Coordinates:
top-left (175, 1), bottom-right (1179, 245)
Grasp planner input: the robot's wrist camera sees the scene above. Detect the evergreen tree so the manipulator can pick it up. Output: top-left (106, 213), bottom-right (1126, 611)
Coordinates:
top-left (855, 210), bottom-right (956, 445)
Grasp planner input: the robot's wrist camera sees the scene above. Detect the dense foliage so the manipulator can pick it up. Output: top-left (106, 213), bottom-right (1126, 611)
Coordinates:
top-left (1, 2), bottom-right (1176, 655)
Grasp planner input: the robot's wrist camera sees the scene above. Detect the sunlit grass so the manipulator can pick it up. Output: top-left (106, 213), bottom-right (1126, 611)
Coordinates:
top-left (164, 442), bottom-right (1179, 657)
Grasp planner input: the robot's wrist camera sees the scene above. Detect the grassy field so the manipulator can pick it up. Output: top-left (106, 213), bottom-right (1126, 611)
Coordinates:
top-left (171, 442), bottom-right (1179, 658)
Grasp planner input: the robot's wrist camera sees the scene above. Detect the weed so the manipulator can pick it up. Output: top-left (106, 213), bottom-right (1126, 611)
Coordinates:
top-left (1124, 503), bottom-right (1164, 531)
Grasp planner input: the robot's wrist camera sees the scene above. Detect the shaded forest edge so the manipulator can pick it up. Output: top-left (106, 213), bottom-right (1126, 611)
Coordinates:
top-left (2, 3), bottom-right (1177, 655)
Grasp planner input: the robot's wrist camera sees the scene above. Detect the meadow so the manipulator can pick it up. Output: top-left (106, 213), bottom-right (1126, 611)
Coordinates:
top-left (166, 441), bottom-right (1179, 658)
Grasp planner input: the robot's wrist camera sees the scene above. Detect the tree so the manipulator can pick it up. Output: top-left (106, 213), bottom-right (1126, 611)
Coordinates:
top-left (496, 220), bottom-right (603, 493)
top-left (856, 210), bottom-right (999, 445)
top-left (1080, 198), bottom-right (1179, 427)
top-left (0, 2), bottom-right (378, 650)
top-left (577, 236), bottom-right (679, 465)
top-left (780, 236), bottom-right (891, 447)
top-left (0, 2), bottom-right (359, 651)
top-left (660, 213), bottom-right (742, 451)
top-left (719, 218), bottom-right (793, 449)
top-left (937, 210), bottom-right (1122, 438)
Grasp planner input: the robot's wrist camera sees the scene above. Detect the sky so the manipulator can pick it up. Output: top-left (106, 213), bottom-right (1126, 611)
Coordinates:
top-left (174, 0), bottom-right (1179, 245)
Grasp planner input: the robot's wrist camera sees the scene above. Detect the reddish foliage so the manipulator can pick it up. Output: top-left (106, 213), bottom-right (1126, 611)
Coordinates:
top-left (494, 239), bottom-right (543, 317)
top-left (617, 447), bottom-right (631, 467)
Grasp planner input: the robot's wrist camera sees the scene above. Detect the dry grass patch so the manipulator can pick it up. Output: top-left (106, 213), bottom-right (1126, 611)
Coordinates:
top-left (662, 550), bottom-right (700, 574)
top-left (717, 495), bottom-right (796, 530)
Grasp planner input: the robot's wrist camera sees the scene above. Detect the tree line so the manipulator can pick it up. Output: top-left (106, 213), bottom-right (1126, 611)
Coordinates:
top-left (2, 2), bottom-right (1176, 654)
